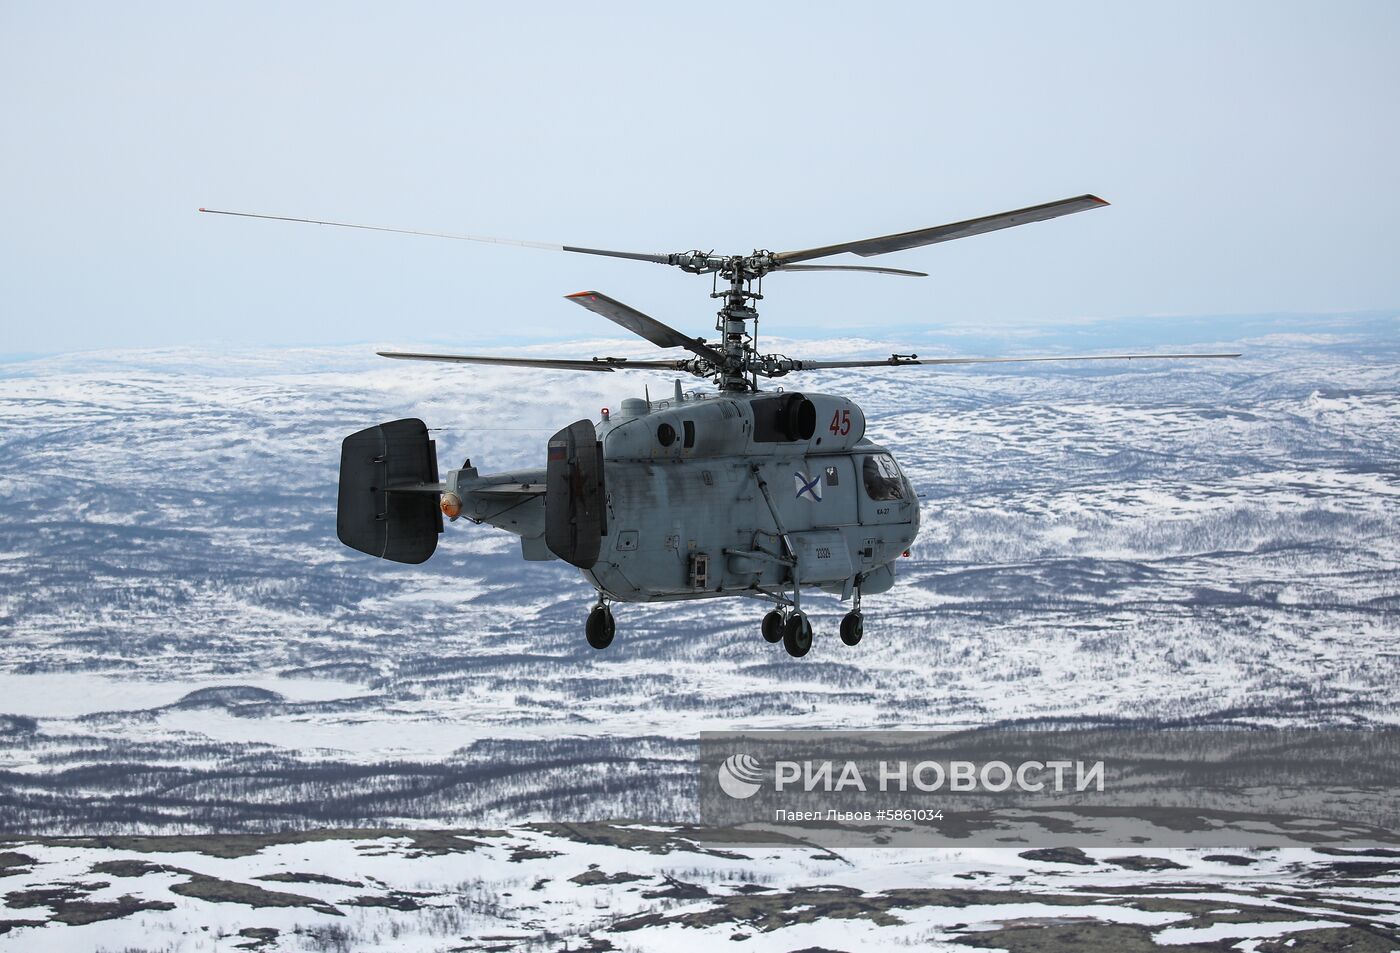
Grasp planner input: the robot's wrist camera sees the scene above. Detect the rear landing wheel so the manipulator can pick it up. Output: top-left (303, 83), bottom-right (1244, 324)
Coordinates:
top-left (761, 609), bottom-right (784, 643)
top-left (586, 605), bottom-right (615, 650)
top-left (840, 611), bottom-right (864, 646)
top-left (783, 612), bottom-right (813, 658)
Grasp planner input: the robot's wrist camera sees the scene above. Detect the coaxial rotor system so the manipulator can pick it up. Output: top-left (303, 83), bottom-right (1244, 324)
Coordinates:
top-left (200, 195), bottom-right (1238, 391)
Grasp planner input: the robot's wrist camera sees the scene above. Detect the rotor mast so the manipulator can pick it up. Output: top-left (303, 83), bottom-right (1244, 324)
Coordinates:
top-left (663, 248), bottom-right (776, 392)
top-left (714, 254), bottom-right (767, 392)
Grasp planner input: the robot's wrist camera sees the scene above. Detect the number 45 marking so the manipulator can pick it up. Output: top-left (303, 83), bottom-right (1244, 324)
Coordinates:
top-left (829, 409), bottom-right (851, 436)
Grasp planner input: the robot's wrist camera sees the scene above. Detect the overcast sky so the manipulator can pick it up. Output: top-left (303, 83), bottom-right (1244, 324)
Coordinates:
top-left (2, 2), bottom-right (1396, 356)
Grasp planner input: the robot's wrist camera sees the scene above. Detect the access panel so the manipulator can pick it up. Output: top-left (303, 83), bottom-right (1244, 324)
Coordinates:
top-left (788, 529), bottom-right (855, 585)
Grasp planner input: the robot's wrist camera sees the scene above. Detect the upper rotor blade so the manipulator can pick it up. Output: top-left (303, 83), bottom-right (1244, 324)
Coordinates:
top-left (771, 194), bottom-right (1110, 264)
top-left (779, 352), bottom-right (1241, 372)
top-left (774, 264), bottom-right (928, 277)
top-left (565, 291), bottom-right (726, 364)
top-left (198, 208), bottom-right (672, 264)
top-left (377, 351), bottom-right (691, 373)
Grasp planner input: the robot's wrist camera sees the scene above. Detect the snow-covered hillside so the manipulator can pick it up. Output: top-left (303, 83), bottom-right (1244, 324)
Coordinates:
top-left (1, 315), bottom-right (1398, 949)
top-left (1, 319), bottom-right (1398, 830)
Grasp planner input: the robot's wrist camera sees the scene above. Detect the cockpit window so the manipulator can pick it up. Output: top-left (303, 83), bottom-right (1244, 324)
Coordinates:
top-left (862, 453), bottom-right (905, 501)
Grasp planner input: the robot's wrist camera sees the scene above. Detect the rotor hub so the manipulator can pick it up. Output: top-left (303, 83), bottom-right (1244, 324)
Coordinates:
top-left (201, 195), bottom-right (1163, 393)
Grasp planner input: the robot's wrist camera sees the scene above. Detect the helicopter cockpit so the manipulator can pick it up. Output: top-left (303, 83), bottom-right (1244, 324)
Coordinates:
top-left (862, 452), bottom-right (906, 502)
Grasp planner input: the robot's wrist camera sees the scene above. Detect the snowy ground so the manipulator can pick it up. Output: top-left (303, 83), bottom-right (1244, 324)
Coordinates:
top-left (1, 313), bottom-right (1398, 948)
top-left (2, 824), bottom-right (1397, 952)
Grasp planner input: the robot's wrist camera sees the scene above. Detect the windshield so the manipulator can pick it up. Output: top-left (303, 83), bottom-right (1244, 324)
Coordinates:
top-left (862, 453), bottom-right (905, 501)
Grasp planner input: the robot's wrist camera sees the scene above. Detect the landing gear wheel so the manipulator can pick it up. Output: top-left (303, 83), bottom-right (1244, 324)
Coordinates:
top-left (840, 611), bottom-right (864, 646)
top-left (761, 609), bottom-right (785, 643)
top-left (586, 605), bottom-right (615, 650)
top-left (782, 612), bottom-right (813, 658)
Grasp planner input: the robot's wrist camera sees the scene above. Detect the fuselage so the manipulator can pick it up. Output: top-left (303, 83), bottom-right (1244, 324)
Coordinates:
top-left (445, 389), bottom-right (919, 604)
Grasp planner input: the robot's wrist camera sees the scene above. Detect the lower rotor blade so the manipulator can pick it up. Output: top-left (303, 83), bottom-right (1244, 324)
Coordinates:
top-left (565, 291), bottom-right (726, 364)
top-left (777, 352), bottom-right (1242, 372)
top-left (775, 264), bottom-right (928, 277)
top-left (378, 351), bottom-right (691, 372)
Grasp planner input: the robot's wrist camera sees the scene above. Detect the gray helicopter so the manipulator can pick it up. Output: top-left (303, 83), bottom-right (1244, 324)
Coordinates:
top-left (202, 196), bottom-right (1237, 657)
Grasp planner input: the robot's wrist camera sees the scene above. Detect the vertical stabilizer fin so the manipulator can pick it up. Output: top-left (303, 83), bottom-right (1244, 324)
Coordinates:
top-left (545, 420), bottom-right (606, 569)
top-left (338, 418), bottom-right (442, 564)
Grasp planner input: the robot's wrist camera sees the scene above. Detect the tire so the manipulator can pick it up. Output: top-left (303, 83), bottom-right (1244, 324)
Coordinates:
top-left (840, 611), bottom-right (863, 646)
top-left (586, 606), bottom-right (614, 650)
top-left (783, 612), bottom-right (812, 658)
top-left (761, 609), bottom-right (785, 643)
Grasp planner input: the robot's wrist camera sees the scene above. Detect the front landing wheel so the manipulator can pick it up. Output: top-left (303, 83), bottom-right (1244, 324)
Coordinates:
top-left (839, 611), bottom-right (864, 646)
top-left (761, 609), bottom-right (785, 643)
top-left (783, 612), bottom-right (813, 658)
top-left (586, 605), bottom-right (615, 650)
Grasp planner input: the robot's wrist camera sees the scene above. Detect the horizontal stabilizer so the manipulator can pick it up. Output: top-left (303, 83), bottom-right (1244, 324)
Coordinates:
top-left (474, 483), bottom-right (547, 497)
top-left (385, 481), bottom-right (446, 494)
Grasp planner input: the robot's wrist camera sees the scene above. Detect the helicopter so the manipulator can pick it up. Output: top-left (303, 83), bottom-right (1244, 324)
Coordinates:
top-left (201, 195), bottom-right (1238, 657)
